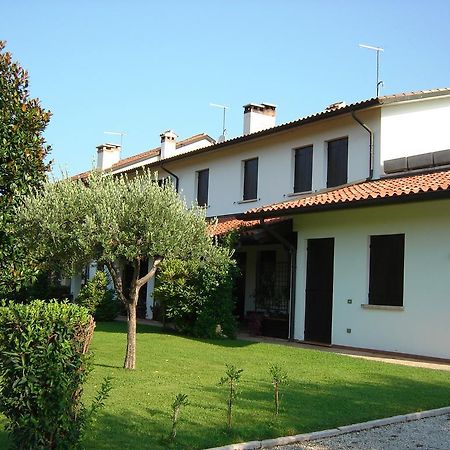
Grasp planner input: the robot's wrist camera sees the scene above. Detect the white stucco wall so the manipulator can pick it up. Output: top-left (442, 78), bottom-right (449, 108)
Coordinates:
top-left (293, 199), bottom-right (450, 359)
top-left (379, 96), bottom-right (450, 174)
top-left (163, 110), bottom-right (379, 218)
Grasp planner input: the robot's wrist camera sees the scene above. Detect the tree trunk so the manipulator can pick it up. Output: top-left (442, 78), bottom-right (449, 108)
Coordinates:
top-left (124, 300), bottom-right (137, 369)
top-left (106, 257), bottom-right (163, 370)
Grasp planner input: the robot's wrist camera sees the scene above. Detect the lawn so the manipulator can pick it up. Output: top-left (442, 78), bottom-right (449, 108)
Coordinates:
top-left (1, 321), bottom-right (449, 449)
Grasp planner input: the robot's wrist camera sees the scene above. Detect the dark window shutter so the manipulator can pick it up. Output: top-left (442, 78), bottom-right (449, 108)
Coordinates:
top-left (369, 234), bottom-right (405, 306)
top-left (243, 158), bottom-right (258, 200)
top-left (197, 169), bottom-right (209, 206)
top-left (294, 146), bottom-right (313, 192)
top-left (327, 138), bottom-right (348, 188)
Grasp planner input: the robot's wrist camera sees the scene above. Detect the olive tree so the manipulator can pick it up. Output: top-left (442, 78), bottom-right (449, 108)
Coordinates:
top-left (16, 170), bottom-right (214, 369)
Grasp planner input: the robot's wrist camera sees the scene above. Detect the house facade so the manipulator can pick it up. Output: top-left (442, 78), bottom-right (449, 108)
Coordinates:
top-left (72, 88), bottom-right (450, 360)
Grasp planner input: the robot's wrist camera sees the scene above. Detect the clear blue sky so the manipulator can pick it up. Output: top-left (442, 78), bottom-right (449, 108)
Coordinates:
top-left (2, 1), bottom-right (450, 176)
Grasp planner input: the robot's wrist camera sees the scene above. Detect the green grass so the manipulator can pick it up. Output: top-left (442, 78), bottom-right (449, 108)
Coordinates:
top-left (1, 321), bottom-right (449, 449)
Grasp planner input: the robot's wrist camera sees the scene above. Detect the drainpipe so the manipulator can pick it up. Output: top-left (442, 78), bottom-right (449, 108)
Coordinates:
top-left (161, 165), bottom-right (179, 192)
top-left (259, 218), bottom-right (297, 341)
top-left (351, 112), bottom-right (374, 180)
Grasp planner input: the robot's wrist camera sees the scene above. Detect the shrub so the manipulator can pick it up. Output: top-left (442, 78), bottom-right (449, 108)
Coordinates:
top-left (0, 300), bottom-right (109, 449)
top-left (76, 270), bottom-right (120, 321)
top-left (154, 244), bottom-right (237, 339)
top-left (13, 270), bottom-right (72, 303)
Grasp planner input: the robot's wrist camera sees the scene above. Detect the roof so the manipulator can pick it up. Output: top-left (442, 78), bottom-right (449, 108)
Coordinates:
top-left (111, 133), bottom-right (214, 172)
top-left (72, 133), bottom-right (214, 180)
top-left (240, 168), bottom-right (450, 219)
top-left (139, 88), bottom-right (450, 169)
top-left (208, 216), bottom-right (286, 236)
top-left (73, 88), bottom-right (450, 179)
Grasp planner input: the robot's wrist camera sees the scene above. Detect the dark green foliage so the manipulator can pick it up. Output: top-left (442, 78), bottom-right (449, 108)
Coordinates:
top-left (154, 245), bottom-right (237, 339)
top-left (219, 364), bottom-right (244, 430)
top-left (0, 41), bottom-right (51, 295)
top-left (0, 301), bottom-right (109, 449)
top-left (76, 271), bottom-right (120, 321)
top-left (13, 271), bottom-right (71, 303)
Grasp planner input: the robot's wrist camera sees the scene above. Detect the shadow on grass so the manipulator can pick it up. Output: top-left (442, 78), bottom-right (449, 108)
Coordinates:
top-left (96, 321), bottom-right (256, 348)
top-left (79, 372), bottom-right (450, 449)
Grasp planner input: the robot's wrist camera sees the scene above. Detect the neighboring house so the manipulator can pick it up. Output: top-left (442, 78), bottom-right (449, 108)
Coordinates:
top-left (72, 88), bottom-right (450, 360)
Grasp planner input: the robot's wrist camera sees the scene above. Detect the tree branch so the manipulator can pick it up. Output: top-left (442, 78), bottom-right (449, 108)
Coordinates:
top-left (136, 256), bottom-right (163, 289)
top-left (106, 260), bottom-right (127, 305)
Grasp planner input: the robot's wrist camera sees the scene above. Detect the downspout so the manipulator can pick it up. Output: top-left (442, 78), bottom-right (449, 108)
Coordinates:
top-left (351, 112), bottom-right (374, 180)
top-left (161, 165), bottom-right (179, 192)
top-left (259, 218), bottom-right (297, 342)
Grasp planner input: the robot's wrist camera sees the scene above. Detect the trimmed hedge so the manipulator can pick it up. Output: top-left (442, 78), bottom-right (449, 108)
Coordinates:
top-left (0, 301), bottom-right (97, 449)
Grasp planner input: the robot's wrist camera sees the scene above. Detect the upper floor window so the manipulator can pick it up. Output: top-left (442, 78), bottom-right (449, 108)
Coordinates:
top-left (294, 145), bottom-right (313, 193)
top-left (369, 234), bottom-right (405, 307)
top-left (327, 137), bottom-right (348, 188)
top-left (243, 158), bottom-right (258, 201)
top-left (196, 168), bottom-right (209, 207)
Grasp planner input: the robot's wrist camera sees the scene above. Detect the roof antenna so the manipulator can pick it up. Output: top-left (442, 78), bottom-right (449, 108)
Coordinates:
top-left (209, 103), bottom-right (229, 143)
top-left (104, 131), bottom-right (127, 152)
top-left (359, 44), bottom-right (384, 97)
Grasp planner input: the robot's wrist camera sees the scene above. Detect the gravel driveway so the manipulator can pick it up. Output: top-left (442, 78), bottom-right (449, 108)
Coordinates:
top-left (275, 414), bottom-right (450, 450)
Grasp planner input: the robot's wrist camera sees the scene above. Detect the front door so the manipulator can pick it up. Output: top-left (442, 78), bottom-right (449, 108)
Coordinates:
top-left (305, 238), bottom-right (334, 344)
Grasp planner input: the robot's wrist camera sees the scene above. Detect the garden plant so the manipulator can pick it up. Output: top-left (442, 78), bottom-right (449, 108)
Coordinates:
top-left (269, 364), bottom-right (288, 415)
top-left (219, 364), bottom-right (244, 430)
top-left (169, 393), bottom-right (189, 441)
top-left (0, 301), bottom-right (111, 449)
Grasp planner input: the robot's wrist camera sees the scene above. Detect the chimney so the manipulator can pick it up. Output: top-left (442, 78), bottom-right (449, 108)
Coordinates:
top-left (160, 130), bottom-right (178, 159)
top-left (243, 103), bottom-right (276, 135)
top-left (96, 143), bottom-right (121, 170)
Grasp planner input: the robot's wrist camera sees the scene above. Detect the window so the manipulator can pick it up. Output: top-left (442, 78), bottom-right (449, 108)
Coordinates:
top-left (294, 145), bottom-right (313, 193)
top-left (369, 234), bottom-right (405, 306)
top-left (196, 169), bottom-right (209, 206)
top-left (327, 137), bottom-right (348, 188)
top-left (243, 158), bottom-right (258, 200)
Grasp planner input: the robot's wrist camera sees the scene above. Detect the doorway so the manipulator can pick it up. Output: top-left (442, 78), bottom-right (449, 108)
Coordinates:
top-left (305, 238), bottom-right (334, 344)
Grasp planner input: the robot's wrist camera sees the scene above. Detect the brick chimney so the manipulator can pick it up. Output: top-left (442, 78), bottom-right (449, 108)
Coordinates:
top-left (243, 103), bottom-right (276, 135)
top-left (96, 143), bottom-right (121, 170)
top-left (160, 130), bottom-right (178, 159)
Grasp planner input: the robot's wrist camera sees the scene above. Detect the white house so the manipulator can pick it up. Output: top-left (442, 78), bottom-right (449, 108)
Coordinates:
top-left (72, 88), bottom-right (450, 360)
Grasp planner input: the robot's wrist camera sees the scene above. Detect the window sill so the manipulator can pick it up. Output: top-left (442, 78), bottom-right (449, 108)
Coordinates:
top-left (285, 191), bottom-right (313, 197)
top-left (361, 304), bottom-right (404, 311)
top-left (236, 198), bottom-right (259, 204)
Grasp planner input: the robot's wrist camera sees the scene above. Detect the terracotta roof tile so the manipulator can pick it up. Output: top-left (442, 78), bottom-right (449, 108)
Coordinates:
top-left (208, 216), bottom-right (286, 236)
top-left (242, 169), bottom-right (450, 218)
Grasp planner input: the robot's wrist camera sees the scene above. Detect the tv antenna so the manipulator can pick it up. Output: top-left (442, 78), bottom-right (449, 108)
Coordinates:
top-left (359, 44), bottom-right (384, 97)
top-left (104, 131), bottom-right (127, 150)
top-left (209, 103), bottom-right (229, 142)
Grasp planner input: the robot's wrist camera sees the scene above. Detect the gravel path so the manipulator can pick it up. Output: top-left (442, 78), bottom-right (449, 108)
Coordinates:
top-left (275, 414), bottom-right (450, 450)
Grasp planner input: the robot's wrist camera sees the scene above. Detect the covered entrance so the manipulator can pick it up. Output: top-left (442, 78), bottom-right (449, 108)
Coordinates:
top-left (232, 218), bottom-right (296, 339)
